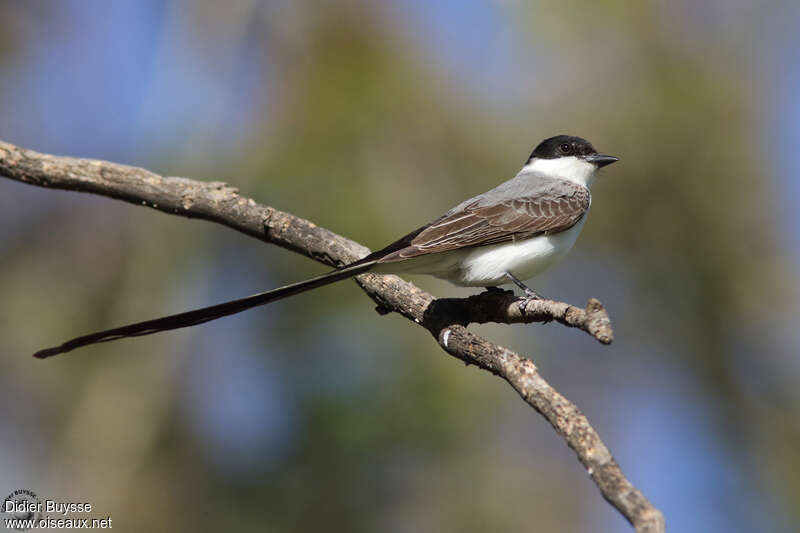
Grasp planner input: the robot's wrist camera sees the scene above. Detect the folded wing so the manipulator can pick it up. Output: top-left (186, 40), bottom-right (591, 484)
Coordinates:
top-left (377, 181), bottom-right (590, 262)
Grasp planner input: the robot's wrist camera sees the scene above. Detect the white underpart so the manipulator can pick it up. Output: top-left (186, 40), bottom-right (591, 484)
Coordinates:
top-left (386, 216), bottom-right (586, 286)
top-left (522, 156), bottom-right (598, 188)
top-left (377, 156), bottom-right (600, 287)
top-left (448, 217), bottom-right (588, 286)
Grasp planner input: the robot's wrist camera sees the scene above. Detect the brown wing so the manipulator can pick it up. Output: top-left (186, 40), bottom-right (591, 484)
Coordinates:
top-left (376, 186), bottom-right (590, 263)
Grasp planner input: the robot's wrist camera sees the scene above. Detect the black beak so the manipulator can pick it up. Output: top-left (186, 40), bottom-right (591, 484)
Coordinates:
top-left (585, 154), bottom-right (619, 168)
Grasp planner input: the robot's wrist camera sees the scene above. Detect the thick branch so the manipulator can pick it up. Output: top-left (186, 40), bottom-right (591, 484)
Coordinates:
top-left (0, 140), bottom-right (663, 532)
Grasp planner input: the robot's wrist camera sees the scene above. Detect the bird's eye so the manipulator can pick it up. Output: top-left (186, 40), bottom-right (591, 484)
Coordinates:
top-left (559, 143), bottom-right (571, 154)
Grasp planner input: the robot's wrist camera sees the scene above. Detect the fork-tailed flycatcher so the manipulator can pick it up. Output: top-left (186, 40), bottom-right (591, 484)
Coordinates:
top-left (34, 135), bottom-right (618, 358)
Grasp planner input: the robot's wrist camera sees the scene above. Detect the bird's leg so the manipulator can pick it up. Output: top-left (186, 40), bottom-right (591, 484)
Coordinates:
top-left (504, 271), bottom-right (544, 300)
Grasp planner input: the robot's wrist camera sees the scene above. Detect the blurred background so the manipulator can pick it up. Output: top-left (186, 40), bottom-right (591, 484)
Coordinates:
top-left (0, 1), bottom-right (798, 531)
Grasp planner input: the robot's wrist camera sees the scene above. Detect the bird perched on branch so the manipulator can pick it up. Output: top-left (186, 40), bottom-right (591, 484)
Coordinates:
top-left (35, 135), bottom-right (617, 358)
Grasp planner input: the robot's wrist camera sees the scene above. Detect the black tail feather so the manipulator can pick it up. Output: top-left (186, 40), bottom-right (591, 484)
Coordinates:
top-left (34, 261), bottom-right (376, 358)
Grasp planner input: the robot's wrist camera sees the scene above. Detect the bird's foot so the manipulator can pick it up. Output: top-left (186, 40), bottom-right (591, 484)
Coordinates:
top-left (504, 271), bottom-right (544, 300)
top-left (522, 288), bottom-right (544, 300)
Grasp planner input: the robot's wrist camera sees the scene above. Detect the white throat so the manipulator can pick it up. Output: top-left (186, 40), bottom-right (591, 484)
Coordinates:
top-left (522, 156), bottom-right (598, 188)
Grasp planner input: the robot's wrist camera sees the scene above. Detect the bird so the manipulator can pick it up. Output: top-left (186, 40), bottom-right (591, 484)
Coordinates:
top-left (34, 135), bottom-right (618, 358)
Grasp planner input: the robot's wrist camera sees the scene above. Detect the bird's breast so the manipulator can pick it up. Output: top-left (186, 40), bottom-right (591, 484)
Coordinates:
top-left (444, 216), bottom-right (588, 287)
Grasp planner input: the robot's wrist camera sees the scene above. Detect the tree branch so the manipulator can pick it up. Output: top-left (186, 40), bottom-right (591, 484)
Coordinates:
top-left (0, 140), bottom-right (664, 532)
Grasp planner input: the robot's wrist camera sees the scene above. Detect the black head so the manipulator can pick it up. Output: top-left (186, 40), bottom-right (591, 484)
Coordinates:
top-left (527, 135), bottom-right (618, 167)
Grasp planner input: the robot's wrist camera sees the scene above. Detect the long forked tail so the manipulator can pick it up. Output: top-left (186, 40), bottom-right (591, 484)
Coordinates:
top-left (34, 260), bottom-right (377, 359)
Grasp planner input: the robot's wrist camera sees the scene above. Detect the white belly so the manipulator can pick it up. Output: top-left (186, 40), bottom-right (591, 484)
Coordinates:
top-left (382, 217), bottom-right (587, 287)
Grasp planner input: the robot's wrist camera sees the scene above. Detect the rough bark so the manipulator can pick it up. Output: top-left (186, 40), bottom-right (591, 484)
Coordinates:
top-left (0, 140), bottom-right (665, 532)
